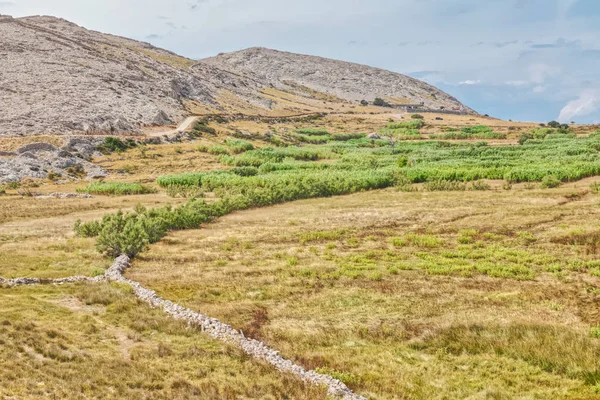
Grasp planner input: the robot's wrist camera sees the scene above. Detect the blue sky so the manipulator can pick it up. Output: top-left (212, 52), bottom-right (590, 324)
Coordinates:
top-left (2, 0), bottom-right (599, 123)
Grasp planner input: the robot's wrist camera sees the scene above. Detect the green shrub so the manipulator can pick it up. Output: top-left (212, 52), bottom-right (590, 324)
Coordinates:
top-left (548, 121), bottom-right (561, 128)
top-left (425, 180), bottom-right (467, 191)
top-left (519, 133), bottom-right (534, 145)
top-left (77, 182), bottom-right (157, 196)
top-left (208, 146), bottom-right (229, 155)
top-left (225, 139), bottom-right (254, 154)
top-left (397, 156), bottom-right (408, 168)
top-left (469, 180), bottom-right (491, 191)
top-left (96, 137), bottom-right (137, 154)
top-left (330, 133), bottom-right (366, 141)
top-left (165, 184), bottom-right (204, 199)
top-left (541, 175), bottom-right (562, 189)
top-left (387, 120), bottom-right (425, 130)
top-left (411, 114), bottom-right (424, 120)
top-left (373, 98), bottom-right (391, 107)
top-left (74, 219), bottom-right (102, 237)
top-left (295, 128), bottom-right (330, 136)
top-left (431, 125), bottom-right (505, 140)
top-left (292, 133), bottom-right (330, 144)
top-left (231, 167), bottom-right (259, 177)
top-left (193, 120), bottom-right (216, 135)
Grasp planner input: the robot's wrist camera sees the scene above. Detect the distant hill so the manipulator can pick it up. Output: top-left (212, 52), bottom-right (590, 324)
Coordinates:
top-left (0, 15), bottom-right (473, 136)
top-left (199, 47), bottom-right (473, 112)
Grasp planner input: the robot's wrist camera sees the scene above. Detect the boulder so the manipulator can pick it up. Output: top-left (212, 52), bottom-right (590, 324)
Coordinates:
top-left (16, 142), bottom-right (57, 154)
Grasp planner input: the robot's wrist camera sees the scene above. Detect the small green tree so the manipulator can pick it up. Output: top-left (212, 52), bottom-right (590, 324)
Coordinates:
top-left (95, 210), bottom-right (151, 258)
top-left (541, 175), bottom-right (561, 189)
top-left (373, 98), bottom-right (391, 107)
top-left (548, 121), bottom-right (561, 128)
top-left (518, 133), bottom-right (534, 145)
top-left (360, 100), bottom-right (369, 106)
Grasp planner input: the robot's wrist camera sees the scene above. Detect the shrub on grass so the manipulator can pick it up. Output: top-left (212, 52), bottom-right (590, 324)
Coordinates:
top-left (193, 120), bottom-right (216, 135)
top-left (373, 98), bottom-right (391, 107)
top-left (387, 120), bottom-right (425, 130)
top-left (411, 114), bottom-right (424, 120)
top-left (469, 180), bottom-right (491, 191)
top-left (208, 146), bottom-right (229, 155)
top-left (541, 175), bottom-right (562, 189)
top-left (330, 133), bottom-right (366, 141)
top-left (96, 137), bottom-right (137, 154)
top-left (77, 182), bottom-right (157, 196)
top-left (225, 139), bottom-right (254, 154)
top-left (295, 128), bottom-right (330, 136)
top-left (425, 180), bottom-right (467, 191)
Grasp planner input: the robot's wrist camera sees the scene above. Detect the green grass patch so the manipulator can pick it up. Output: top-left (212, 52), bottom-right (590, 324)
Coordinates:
top-left (77, 182), bottom-right (157, 196)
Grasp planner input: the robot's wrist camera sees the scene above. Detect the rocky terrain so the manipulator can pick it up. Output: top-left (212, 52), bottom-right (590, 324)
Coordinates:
top-left (199, 47), bottom-right (473, 112)
top-left (0, 138), bottom-right (106, 182)
top-left (0, 14), bottom-right (472, 137)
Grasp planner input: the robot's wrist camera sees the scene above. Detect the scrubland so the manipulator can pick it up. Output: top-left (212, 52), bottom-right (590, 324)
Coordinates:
top-left (2, 111), bottom-right (600, 399)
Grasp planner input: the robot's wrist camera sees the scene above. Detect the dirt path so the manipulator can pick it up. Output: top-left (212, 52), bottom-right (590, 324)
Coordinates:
top-left (144, 116), bottom-right (199, 137)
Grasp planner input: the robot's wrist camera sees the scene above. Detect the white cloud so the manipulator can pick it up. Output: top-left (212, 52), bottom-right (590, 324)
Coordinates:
top-left (459, 79), bottom-right (481, 85)
top-left (505, 80), bottom-right (529, 86)
top-left (532, 85), bottom-right (546, 93)
top-left (558, 90), bottom-right (600, 122)
top-left (528, 64), bottom-right (559, 84)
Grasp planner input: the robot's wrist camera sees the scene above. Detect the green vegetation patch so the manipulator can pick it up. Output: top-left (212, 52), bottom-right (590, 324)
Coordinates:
top-left (77, 182), bottom-right (157, 196)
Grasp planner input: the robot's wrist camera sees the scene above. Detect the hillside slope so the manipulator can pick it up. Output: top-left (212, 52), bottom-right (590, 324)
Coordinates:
top-left (0, 15), bottom-right (473, 136)
top-left (199, 47), bottom-right (473, 112)
top-left (0, 15), bottom-right (219, 136)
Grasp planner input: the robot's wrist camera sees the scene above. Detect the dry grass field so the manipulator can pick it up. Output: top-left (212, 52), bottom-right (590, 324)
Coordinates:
top-left (2, 110), bottom-right (600, 399)
top-left (0, 283), bottom-right (327, 399)
top-left (126, 185), bottom-right (600, 399)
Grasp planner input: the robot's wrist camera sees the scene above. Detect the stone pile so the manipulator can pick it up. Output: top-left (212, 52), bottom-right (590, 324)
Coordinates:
top-left (0, 139), bottom-right (106, 183)
top-left (105, 255), bottom-right (366, 399)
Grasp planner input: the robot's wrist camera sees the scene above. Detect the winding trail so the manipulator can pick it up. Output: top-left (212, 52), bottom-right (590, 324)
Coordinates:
top-left (1, 256), bottom-right (366, 400)
top-left (146, 116), bottom-right (200, 137)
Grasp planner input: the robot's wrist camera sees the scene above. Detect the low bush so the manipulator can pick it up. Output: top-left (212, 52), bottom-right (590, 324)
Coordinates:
top-left (193, 120), bottom-right (216, 135)
top-left (469, 180), bottom-right (491, 191)
top-left (77, 182), bottom-right (157, 195)
top-left (373, 98), bottom-right (392, 107)
top-left (208, 146), bottom-right (229, 155)
top-left (96, 137), bottom-right (137, 154)
top-left (79, 166), bottom-right (404, 257)
top-left (387, 120), bottom-right (425, 130)
top-left (330, 133), bottom-right (366, 141)
top-left (225, 139), bottom-right (254, 154)
top-left (295, 128), bottom-right (330, 136)
top-left (425, 180), bottom-right (467, 191)
top-left (541, 175), bottom-right (562, 189)
top-left (411, 114), bottom-right (424, 120)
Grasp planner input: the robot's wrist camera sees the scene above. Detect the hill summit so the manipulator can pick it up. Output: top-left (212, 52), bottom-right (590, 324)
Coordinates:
top-left (0, 15), bottom-right (472, 136)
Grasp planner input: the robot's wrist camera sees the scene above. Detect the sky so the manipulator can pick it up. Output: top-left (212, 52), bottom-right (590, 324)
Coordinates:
top-left (1, 0), bottom-right (599, 123)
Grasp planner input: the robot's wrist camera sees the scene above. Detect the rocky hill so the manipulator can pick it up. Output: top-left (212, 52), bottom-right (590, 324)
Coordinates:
top-left (199, 47), bottom-right (472, 112)
top-left (0, 15), bottom-right (473, 137)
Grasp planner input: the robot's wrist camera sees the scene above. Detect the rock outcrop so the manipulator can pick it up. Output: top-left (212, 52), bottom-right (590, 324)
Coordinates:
top-left (199, 47), bottom-right (474, 112)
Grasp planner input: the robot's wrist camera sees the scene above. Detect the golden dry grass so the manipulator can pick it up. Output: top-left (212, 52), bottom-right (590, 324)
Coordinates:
top-left (0, 283), bottom-right (326, 399)
top-left (127, 186), bottom-right (600, 399)
top-left (1, 111), bottom-right (600, 399)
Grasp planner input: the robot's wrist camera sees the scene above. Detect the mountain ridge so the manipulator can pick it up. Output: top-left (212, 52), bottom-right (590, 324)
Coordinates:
top-left (0, 15), bottom-right (473, 136)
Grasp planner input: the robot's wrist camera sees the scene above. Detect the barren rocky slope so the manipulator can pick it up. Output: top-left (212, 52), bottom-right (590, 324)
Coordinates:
top-left (0, 15), bottom-right (472, 137)
top-left (199, 47), bottom-right (473, 112)
top-left (0, 15), bottom-right (217, 136)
